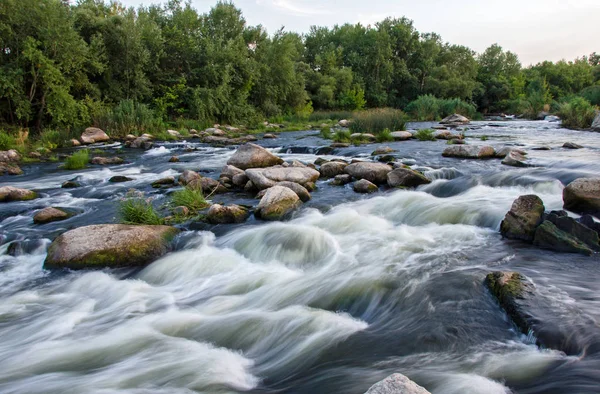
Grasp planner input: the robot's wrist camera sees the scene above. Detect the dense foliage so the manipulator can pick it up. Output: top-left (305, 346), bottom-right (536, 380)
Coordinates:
top-left (1, 0), bottom-right (599, 134)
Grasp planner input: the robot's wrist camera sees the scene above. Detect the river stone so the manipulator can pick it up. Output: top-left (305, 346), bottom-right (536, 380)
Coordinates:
top-left (81, 127), bottom-right (110, 144)
top-left (533, 221), bottom-right (593, 255)
top-left (330, 142), bottom-right (350, 148)
top-left (345, 162), bottom-right (392, 185)
top-left (545, 212), bottom-right (600, 251)
top-left (130, 137), bottom-right (153, 150)
top-left (354, 179), bottom-right (378, 194)
top-left (0, 186), bottom-right (37, 202)
top-left (390, 131), bottom-right (413, 141)
top-left (387, 168), bottom-right (431, 188)
top-left (0, 163), bottom-right (23, 175)
top-left (364, 373), bottom-right (430, 394)
top-left (207, 204), bottom-right (249, 224)
top-left (167, 129), bottom-right (181, 138)
top-left (227, 143), bottom-right (284, 170)
top-left (169, 156), bottom-right (179, 163)
top-left (245, 166), bottom-right (320, 190)
top-left (563, 142), bottom-right (583, 149)
top-left (592, 112), bottom-right (600, 131)
top-left (338, 119), bottom-right (350, 127)
top-left (62, 180), bottom-right (81, 188)
top-left (372, 146), bottom-right (395, 156)
top-left (440, 113), bottom-right (470, 126)
top-left (172, 206), bottom-right (189, 216)
top-left (108, 176), bottom-right (133, 183)
top-left (220, 164), bottom-right (245, 180)
top-left (273, 181), bottom-right (311, 202)
top-left (563, 178), bottom-right (600, 217)
top-left (485, 272), bottom-right (535, 338)
top-left (190, 177), bottom-right (228, 195)
top-left (33, 207), bottom-right (72, 224)
top-left (255, 185), bottom-right (301, 221)
top-left (43, 224), bottom-right (180, 270)
top-left (320, 161), bottom-right (348, 178)
top-left (500, 195), bottom-right (545, 242)
top-left (331, 174), bottom-right (353, 186)
top-left (91, 157), bottom-right (124, 165)
top-left (178, 170), bottom-right (201, 186)
top-left (0, 149), bottom-right (21, 162)
top-left (501, 150), bottom-right (529, 167)
top-left (263, 133), bottom-right (277, 139)
top-left (152, 176), bottom-right (175, 188)
top-left (442, 145), bottom-right (496, 159)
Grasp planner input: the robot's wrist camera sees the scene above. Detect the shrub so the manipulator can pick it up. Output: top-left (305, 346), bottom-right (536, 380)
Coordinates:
top-left (350, 108), bottom-right (407, 134)
top-left (580, 85), bottom-right (600, 106)
top-left (172, 187), bottom-right (209, 213)
top-left (414, 129), bottom-right (436, 141)
top-left (320, 126), bottom-right (332, 139)
top-left (119, 193), bottom-right (164, 225)
top-left (63, 149), bottom-right (89, 170)
top-left (94, 99), bottom-right (164, 138)
top-left (309, 110), bottom-right (354, 122)
top-left (558, 97), bottom-right (597, 130)
top-left (376, 128), bottom-right (394, 143)
top-left (438, 98), bottom-right (477, 119)
top-left (405, 95), bottom-right (477, 120)
top-left (332, 130), bottom-right (351, 143)
top-left (0, 132), bottom-right (16, 150)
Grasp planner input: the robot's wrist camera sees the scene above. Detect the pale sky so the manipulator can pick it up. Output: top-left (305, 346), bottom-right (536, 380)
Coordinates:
top-left (120, 0), bottom-right (599, 66)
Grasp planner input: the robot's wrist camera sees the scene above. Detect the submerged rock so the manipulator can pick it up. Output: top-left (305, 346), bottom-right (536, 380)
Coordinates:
top-left (61, 180), bottom-right (81, 189)
top-left (207, 204), bottom-right (249, 224)
top-left (43, 224), bottom-right (179, 270)
top-left (353, 179), bottom-right (378, 194)
top-left (108, 176), bottom-right (133, 183)
top-left (533, 221), bottom-right (593, 255)
top-left (345, 162), bottom-right (392, 185)
top-left (91, 157), bottom-right (124, 165)
top-left (500, 195), bottom-right (545, 242)
top-left (331, 174), bottom-right (353, 186)
top-left (442, 145), bottom-right (495, 159)
top-left (364, 373), bottom-right (430, 394)
top-left (81, 127), bottom-right (110, 144)
top-left (440, 113), bottom-right (470, 126)
top-left (227, 143), bottom-right (283, 170)
top-left (245, 166), bottom-right (320, 190)
top-left (33, 207), bottom-right (73, 224)
top-left (255, 185), bottom-right (301, 221)
top-left (0, 186), bottom-right (37, 202)
top-left (387, 168), bottom-right (431, 188)
top-left (485, 271), bottom-right (533, 335)
top-left (563, 178), bottom-right (600, 217)
top-left (372, 146), bottom-right (395, 156)
top-left (320, 161), bottom-right (348, 178)
top-left (563, 142), bottom-right (583, 149)
top-left (151, 176), bottom-right (175, 188)
top-left (501, 150), bottom-right (530, 167)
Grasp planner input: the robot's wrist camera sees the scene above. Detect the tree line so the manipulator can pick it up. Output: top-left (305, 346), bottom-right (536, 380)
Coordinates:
top-left (1, 0), bottom-right (599, 133)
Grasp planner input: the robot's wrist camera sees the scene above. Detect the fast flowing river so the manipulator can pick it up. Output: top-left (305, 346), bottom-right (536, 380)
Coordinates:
top-left (1, 120), bottom-right (599, 394)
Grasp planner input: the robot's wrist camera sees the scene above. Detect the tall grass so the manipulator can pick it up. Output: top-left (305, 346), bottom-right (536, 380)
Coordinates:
top-left (63, 149), bottom-right (89, 170)
top-left (119, 193), bottom-right (164, 225)
top-left (414, 129), bottom-right (436, 141)
top-left (320, 126), bottom-right (332, 139)
top-left (350, 108), bottom-right (407, 134)
top-left (94, 99), bottom-right (164, 138)
top-left (558, 97), bottom-right (597, 129)
top-left (172, 187), bottom-right (209, 213)
top-left (309, 111), bottom-right (354, 122)
top-left (332, 130), bottom-right (351, 143)
top-left (376, 128), bottom-right (394, 142)
top-left (405, 95), bottom-right (477, 120)
top-left (0, 132), bottom-right (16, 150)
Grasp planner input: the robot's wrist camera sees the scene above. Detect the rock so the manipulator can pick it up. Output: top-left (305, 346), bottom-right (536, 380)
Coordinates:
top-left (28, 151), bottom-right (42, 159)
top-left (227, 143), bottom-right (284, 170)
top-left (263, 133), bottom-right (277, 139)
top-left (33, 207), bottom-right (73, 224)
top-left (108, 176), bottom-right (133, 183)
top-left (274, 181), bottom-right (311, 202)
top-left (330, 142), bottom-right (350, 148)
top-left (372, 146), bottom-right (395, 156)
top-left (353, 179), bottom-right (378, 193)
top-left (442, 145), bottom-right (496, 159)
top-left (331, 174), bottom-right (353, 186)
top-left (338, 119), bottom-right (350, 127)
top-left (213, 129), bottom-right (227, 136)
top-left (43, 224), bottom-right (180, 270)
top-left (387, 168), bottom-right (431, 188)
top-left (62, 180), bottom-right (81, 188)
top-left (151, 176), bottom-right (175, 188)
top-left (167, 129), bottom-right (181, 138)
top-left (390, 131), bottom-right (413, 141)
top-left (130, 137), bottom-right (153, 150)
top-left (377, 155), bottom-right (396, 163)
top-left (70, 139), bottom-right (81, 147)
top-left (563, 178), bottom-right (600, 217)
top-left (0, 186), bottom-right (37, 202)
top-left (579, 214), bottom-right (600, 234)
top-left (232, 173), bottom-right (249, 188)
top-left (364, 373), bottom-right (430, 394)
top-left (169, 156), bottom-right (179, 163)
top-left (545, 115), bottom-right (560, 122)
top-left (502, 150), bottom-right (529, 167)
top-left (255, 185), bottom-right (301, 221)
top-left (81, 127), bottom-right (110, 144)
top-left (190, 177), bottom-right (228, 195)
top-left (350, 133), bottom-right (376, 141)
top-left (289, 160), bottom-right (307, 168)
top-left (314, 158), bottom-right (328, 166)
top-left (172, 206), bottom-right (189, 216)
top-left (0, 149), bottom-right (21, 162)
top-left (495, 146), bottom-right (526, 158)
top-left (592, 112), bottom-right (600, 131)
top-left (320, 161), bottom-right (348, 178)
top-left (0, 163), bottom-right (23, 175)
top-left (440, 113), bottom-right (470, 126)
top-left (344, 162), bottom-right (392, 185)
top-left (245, 166), bottom-right (320, 190)
top-left (206, 204), bottom-right (249, 224)
top-left (220, 165), bottom-right (245, 180)
top-left (224, 125), bottom-right (239, 132)
top-left (91, 157), bottom-right (124, 165)
top-left (125, 134), bottom-right (136, 141)
top-left (533, 221), bottom-right (593, 255)
top-left (532, 146), bottom-right (551, 151)
top-left (178, 170), bottom-right (201, 186)
top-left (500, 195), bottom-right (545, 242)
top-left (545, 212), bottom-right (600, 252)
top-left (563, 142), bottom-right (583, 149)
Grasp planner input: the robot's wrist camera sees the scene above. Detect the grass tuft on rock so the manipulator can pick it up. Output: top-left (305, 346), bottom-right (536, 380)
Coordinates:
top-left (414, 129), bottom-right (436, 141)
top-left (63, 149), bottom-right (90, 170)
top-left (119, 192), bottom-right (165, 225)
top-left (172, 186), bottom-right (210, 213)
top-left (376, 128), bottom-right (395, 142)
top-left (332, 130), bottom-right (351, 143)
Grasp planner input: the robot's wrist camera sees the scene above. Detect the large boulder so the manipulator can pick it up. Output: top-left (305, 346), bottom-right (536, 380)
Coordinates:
top-left (227, 143), bottom-right (283, 170)
top-left (255, 185), bottom-right (301, 221)
top-left (206, 204), bottom-right (249, 224)
top-left (533, 221), bottom-right (593, 255)
top-left (344, 162), bottom-right (392, 185)
top-left (0, 149), bottom-right (21, 162)
top-left (440, 113), bottom-right (470, 126)
top-left (81, 127), bottom-right (110, 144)
top-left (320, 161), bottom-right (348, 178)
top-left (364, 373), bottom-right (430, 394)
top-left (563, 178), bottom-right (600, 217)
top-left (33, 207), bottom-right (73, 224)
top-left (592, 112), bottom-right (600, 131)
top-left (442, 145), bottom-right (496, 159)
top-left (245, 166), bottom-right (320, 190)
top-left (545, 211), bottom-right (600, 252)
top-left (178, 170), bottom-right (201, 186)
top-left (500, 195), bottom-right (545, 242)
top-left (353, 179), bottom-right (378, 194)
top-left (387, 168), bottom-right (431, 188)
top-left (43, 224), bottom-right (180, 270)
top-left (0, 186), bottom-right (37, 202)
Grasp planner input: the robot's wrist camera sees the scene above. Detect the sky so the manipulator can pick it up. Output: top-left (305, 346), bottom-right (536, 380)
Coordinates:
top-left (119, 0), bottom-right (599, 66)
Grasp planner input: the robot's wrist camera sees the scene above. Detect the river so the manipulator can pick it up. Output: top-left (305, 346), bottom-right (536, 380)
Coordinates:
top-left (1, 120), bottom-right (599, 393)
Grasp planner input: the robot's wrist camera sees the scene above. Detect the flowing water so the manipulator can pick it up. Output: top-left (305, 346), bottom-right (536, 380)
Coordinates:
top-left (1, 120), bottom-right (600, 393)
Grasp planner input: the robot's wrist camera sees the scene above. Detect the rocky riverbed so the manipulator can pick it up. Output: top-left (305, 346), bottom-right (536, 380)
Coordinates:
top-left (1, 119), bottom-right (600, 393)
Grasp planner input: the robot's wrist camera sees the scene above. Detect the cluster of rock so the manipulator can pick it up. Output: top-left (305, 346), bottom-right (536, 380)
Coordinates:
top-left (500, 178), bottom-right (600, 255)
top-left (0, 149), bottom-right (23, 175)
top-left (442, 144), bottom-right (531, 167)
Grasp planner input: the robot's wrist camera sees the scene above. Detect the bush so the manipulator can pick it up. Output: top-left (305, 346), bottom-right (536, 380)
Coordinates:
top-left (0, 132), bottom-right (16, 150)
top-left (350, 108), bottom-right (407, 134)
top-left (414, 129), bottom-right (436, 141)
top-left (172, 187), bottom-right (209, 213)
top-left (332, 130), bottom-right (351, 143)
top-left (376, 128), bottom-right (394, 142)
top-left (405, 95), bottom-right (477, 120)
top-left (309, 111), bottom-right (354, 122)
top-left (580, 85), bottom-right (600, 106)
top-left (438, 98), bottom-right (477, 119)
top-left (95, 99), bottom-right (164, 138)
top-left (63, 149), bottom-right (89, 170)
top-left (119, 193), bottom-right (164, 225)
top-left (558, 97), bottom-right (597, 129)
top-left (320, 126), bottom-right (332, 139)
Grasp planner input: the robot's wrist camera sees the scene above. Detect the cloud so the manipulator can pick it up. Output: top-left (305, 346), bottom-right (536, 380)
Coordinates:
top-left (257, 0), bottom-right (332, 16)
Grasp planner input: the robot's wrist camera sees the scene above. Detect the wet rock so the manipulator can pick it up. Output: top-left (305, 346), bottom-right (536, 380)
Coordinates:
top-left (545, 212), bottom-right (600, 251)
top-left (338, 119), bottom-right (350, 127)
top-left (0, 149), bottom-right (21, 162)
top-left (207, 204), bottom-right (250, 224)
top-left (167, 129), bottom-right (181, 138)
top-left (345, 162), bottom-right (392, 185)
top-left (273, 181), bottom-right (311, 202)
top-left (232, 173), bottom-right (250, 188)
top-left (169, 156), bottom-right (179, 163)
top-left (320, 161), bottom-right (348, 178)
top-left (442, 145), bottom-right (495, 159)
top-left (0, 163), bottom-right (23, 175)
top-left (377, 155), bottom-right (396, 163)
top-left (33, 207), bottom-right (73, 224)
top-left (533, 221), bottom-right (593, 255)
top-left (501, 150), bottom-right (529, 167)
top-left (485, 272), bottom-right (535, 338)
top-left (563, 142), bottom-right (583, 149)
top-left (44, 224), bottom-right (180, 270)
top-left (130, 137), bottom-right (153, 150)
top-left (500, 195), bottom-right (545, 242)
top-left (0, 186), bottom-right (37, 202)
top-left (364, 373), bottom-right (430, 394)
top-left (70, 139), bottom-right (81, 147)
top-left (190, 177), bottom-right (228, 195)
top-left (331, 174), bottom-right (352, 186)
top-left (289, 160), bottom-right (307, 168)
top-left (227, 143), bottom-right (284, 170)
top-left (353, 179), bottom-right (378, 194)
top-left (390, 131), bottom-right (413, 141)
top-left (151, 176), bottom-right (175, 188)
top-left (387, 168), bottom-right (431, 188)
top-left (244, 180), bottom-right (257, 193)
top-left (532, 146), bottom-right (551, 150)
top-left (178, 170), bottom-right (201, 186)
top-left (563, 178), bottom-right (600, 217)
top-left (304, 182), bottom-right (316, 191)
top-left (91, 157), bottom-right (124, 165)
top-left (255, 185), bottom-right (301, 221)
top-left (579, 214), bottom-right (600, 234)
top-left (81, 127), bottom-right (110, 144)
top-left (220, 164), bottom-right (245, 180)
top-left (172, 206), bottom-right (190, 216)
top-left (372, 146), bottom-right (395, 156)
top-left (7, 239), bottom-right (47, 256)
top-left (440, 113), bottom-right (470, 126)
top-left (350, 133), bottom-right (376, 141)
top-left (314, 158), bottom-right (328, 166)
top-left (62, 180), bottom-right (81, 189)
top-left (495, 146), bottom-right (526, 159)
top-left (245, 166), bottom-right (320, 190)
top-left (330, 142), bottom-right (350, 148)
top-left (592, 112), bottom-right (600, 131)
top-left (263, 133), bottom-right (277, 139)
top-left (108, 176), bottom-right (133, 183)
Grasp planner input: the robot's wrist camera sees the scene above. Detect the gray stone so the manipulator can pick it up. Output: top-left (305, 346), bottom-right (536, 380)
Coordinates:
top-left (345, 162), bottom-right (392, 185)
top-left (207, 204), bottom-right (249, 224)
top-left (0, 186), bottom-right (37, 202)
top-left (227, 143), bottom-right (284, 170)
top-left (81, 127), bottom-right (110, 144)
top-left (387, 168), bottom-right (431, 188)
top-left (320, 161), bottom-right (348, 178)
top-left (500, 195), bottom-right (545, 242)
top-left (442, 145), bottom-right (495, 159)
top-left (34, 207), bottom-right (73, 224)
top-left (353, 179), bottom-right (378, 193)
top-left (245, 166), bottom-right (320, 190)
top-left (364, 373), bottom-right (430, 394)
top-left (563, 178), bottom-right (600, 217)
top-left (255, 186), bottom-right (301, 221)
